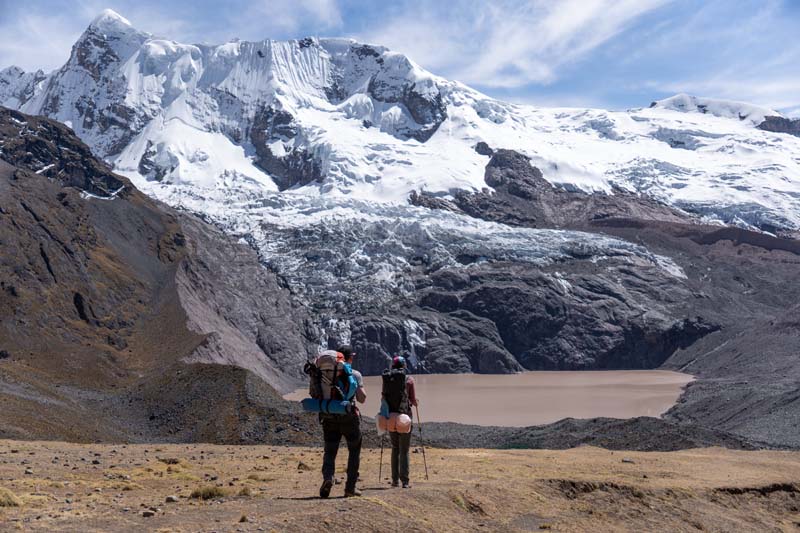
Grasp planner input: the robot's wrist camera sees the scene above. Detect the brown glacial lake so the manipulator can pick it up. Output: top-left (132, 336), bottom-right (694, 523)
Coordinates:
top-left (285, 370), bottom-right (693, 427)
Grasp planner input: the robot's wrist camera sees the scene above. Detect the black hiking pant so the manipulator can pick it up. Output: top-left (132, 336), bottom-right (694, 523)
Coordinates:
top-left (321, 414), bottom-right (361, 491)
top-left (390, 430), bottom-right (412, 484)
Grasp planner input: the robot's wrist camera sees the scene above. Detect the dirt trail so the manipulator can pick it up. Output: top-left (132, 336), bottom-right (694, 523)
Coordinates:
top-left (1, 440), bottom-right (799, 532)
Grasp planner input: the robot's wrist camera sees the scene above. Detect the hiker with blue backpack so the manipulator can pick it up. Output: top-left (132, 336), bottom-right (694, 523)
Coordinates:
top-left (301, 345), bottom-right (366, 498)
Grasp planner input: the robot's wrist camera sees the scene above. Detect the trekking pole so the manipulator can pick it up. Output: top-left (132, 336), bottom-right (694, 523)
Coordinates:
top-left (378, 432), bottom-right (385, 482)
top-left (414, 404), bottom-right (429, 480)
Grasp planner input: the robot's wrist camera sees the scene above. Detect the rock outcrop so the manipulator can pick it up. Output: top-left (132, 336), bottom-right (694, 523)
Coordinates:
top-left (758, 115), bottom-right (800, 137)
top-left (412, 149), bottom-right (691, 229)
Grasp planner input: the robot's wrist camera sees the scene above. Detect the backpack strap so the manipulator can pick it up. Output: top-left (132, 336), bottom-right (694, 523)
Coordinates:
top-left (343, 374), bottom-right (358, 402)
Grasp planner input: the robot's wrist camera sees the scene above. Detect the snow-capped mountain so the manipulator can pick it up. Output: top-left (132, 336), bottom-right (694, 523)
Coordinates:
top-left (4, 8), bottom-right (800, 231)
top-left (5, 10), bottom-right (800, 450)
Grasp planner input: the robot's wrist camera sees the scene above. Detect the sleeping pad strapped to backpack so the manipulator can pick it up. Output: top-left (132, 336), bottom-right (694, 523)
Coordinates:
top-left (301, 350), bottom-right (358, 415)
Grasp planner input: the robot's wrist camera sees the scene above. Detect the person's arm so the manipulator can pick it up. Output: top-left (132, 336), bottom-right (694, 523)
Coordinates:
top-left (407, 376), bottom-right (418, 407)
top-left (354, 370), bottom-right (367, 404)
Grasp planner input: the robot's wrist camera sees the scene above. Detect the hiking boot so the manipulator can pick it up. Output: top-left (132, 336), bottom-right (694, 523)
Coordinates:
top-left (344, 488), bottom-right (362, 497)
top-left (402, 482), bottom-right (411, 489)
top-left (319, 479), bottom-right (333, 499)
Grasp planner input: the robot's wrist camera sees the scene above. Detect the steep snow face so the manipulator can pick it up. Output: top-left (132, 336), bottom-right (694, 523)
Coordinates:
top-left (116, 112), bottom-right (278, 190)
top-left (18, 10), bottom-right (152, 157)
top-left (15, 15), bottom-right (448, 194)
top-left (6, 10), bottom-right (800, 233)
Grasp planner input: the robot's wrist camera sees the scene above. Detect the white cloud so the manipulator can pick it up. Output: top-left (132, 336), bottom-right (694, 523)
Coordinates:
top-left (359, 0), bottom-right (671, 88)
top-left (0, 11), bottom-right (82, 71)
top-left (627, 1), bottom-right (800, 113)
top-left (232, 0), bottom-right (343, 39)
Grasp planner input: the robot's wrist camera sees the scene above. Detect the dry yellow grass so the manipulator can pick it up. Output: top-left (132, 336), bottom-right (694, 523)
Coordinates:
top-left (0, 440), bottom-right (798, 532)
top-left (190, 486), bottom-right (227, 500)
top-left (0, 487), bottom-right (21, 507)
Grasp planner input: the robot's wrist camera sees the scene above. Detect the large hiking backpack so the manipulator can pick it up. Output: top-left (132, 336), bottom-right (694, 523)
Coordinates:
top-left (382, 368), bottom-right (410, 415)
top-left (302, 350), bottom-right (358, 414)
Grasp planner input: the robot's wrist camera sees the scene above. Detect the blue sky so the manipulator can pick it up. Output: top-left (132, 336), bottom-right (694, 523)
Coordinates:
top-left (1, 0), bottom-right (798, 114)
